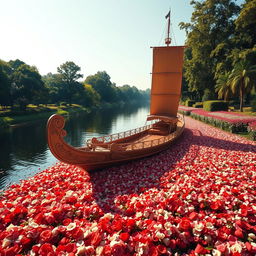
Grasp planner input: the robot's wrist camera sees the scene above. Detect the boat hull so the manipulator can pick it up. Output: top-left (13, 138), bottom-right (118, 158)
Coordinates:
top-left (47, 114), bottom-right (185, 171)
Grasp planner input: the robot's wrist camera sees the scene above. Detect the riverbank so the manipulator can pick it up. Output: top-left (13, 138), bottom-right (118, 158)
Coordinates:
top-left (0, 104), bottom-right (90, 131)
top-left (0, 101), bottom-right (148, 132)
top-left (0, 116), bottom-right (255, 255)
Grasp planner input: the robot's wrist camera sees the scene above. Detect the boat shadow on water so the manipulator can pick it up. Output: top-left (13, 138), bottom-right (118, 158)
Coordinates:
top-left (89, 127), bottom-right (255, 214)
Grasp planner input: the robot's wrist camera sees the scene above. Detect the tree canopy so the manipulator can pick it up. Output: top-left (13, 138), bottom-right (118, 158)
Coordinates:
top-left (180, 0), bottom-right (256, 110)
top-left (0, 58), bottom-right (149, 110)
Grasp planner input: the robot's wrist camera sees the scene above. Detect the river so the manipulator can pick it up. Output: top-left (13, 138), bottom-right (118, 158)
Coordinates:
top-left (0, 104), bottom-right (150, 190)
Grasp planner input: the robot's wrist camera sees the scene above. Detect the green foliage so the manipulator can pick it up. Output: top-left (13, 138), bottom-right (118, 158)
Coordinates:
top-left (57, 61), bottom-right (83, 104)
top-left (248, 130), bottom-right (256, 140)
top-left (251, 97), bottom-right (256, 112)
top-left (11, 64), bottom-right (46, 109)
top-left (57, 61), bottom-right (83, 84)
top-left (185, 100), bottom-right (195, 107)
top-left (202, 89), bottom-right (216, 102)
top-left (0, 56), bottom-right (149, 115)
top-left (215, 72), bottom-right (233, 101)
top-left (178, 110), bottom-right (191, 116)
top-left (190, 112), bottom-right (248, 133)
top-left (85, 71), bottom-right (116, 103)
top-left (203, 100), bottom-right (229, 111)
top-left (179, 0), bottom-right (240, 98)
top-left (228, 60), bottom-right (256, 111)
top-left (193, 102), bottom-right (203, 108)
top-left (235, 0), bottom-right (256, 50)
top-left (0, 60), bottom-right (11, 106)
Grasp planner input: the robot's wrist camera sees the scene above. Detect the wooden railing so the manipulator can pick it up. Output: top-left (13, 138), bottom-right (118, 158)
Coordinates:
top-left (86, 124), bottom-right (153, 144)
top-left (113, 126), bottom-right (184, 151)
top-left (86, 115), bottom-right (185, 152)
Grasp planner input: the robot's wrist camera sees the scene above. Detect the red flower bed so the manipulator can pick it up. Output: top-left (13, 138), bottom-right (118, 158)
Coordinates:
top-left (178, 106), bottom-right (197, 116)
top-left (0, 117), bottom-right (256, 255)
top-left (248, 121), bottom-right (256, 132)
top-left (190, 109), bottom-right (256, 134)
top-left (191, 109), bottom-right (256, 124)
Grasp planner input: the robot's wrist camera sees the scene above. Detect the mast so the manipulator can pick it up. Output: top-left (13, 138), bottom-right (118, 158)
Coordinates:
top-left (165, 10), bottom-right (171, 46)
top-left (149, 12), bottom-right (185, 118)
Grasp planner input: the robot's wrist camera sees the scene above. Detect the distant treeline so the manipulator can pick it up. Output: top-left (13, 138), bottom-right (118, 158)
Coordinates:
top-left (0, 59), bottom-right (150, 110)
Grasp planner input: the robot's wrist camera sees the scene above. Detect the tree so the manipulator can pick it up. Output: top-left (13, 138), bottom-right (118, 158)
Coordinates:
top-left (215, 72), bottom-right (232, 101)
top-left (235, 0), bottom-right (256, 50)
top-left (179, 0), bottom-right (240, 99)
top-left (43, 73), bottom-right (65, 103)
top-left (228, 60), bottom-right (256, 111)
top-left (11, 64), bottom-right (45, 109)
top-left (9, 59), bottom-right (25, 71)
top-left (84, 71), bottom-right (117, 103)
top-left (57, 61), bottom-right (83, 104)
top-left (80, 84), bottom-right (100, 107)
top-left (0, 60), bottom-right (11, 106)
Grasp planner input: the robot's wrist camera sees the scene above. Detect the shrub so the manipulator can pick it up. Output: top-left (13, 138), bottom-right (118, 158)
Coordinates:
top-left (59, 102), bottom-right (67, 106)
top-left (248, 121), bottom-right (256, 140)
top-left (185, 100), bottom-right (196, 107)
top-left (228, 100), bottom-right (240, 107)
top-left (251, 98), bottom-right (256, 112)
top-left (203, 100), bottom-right (228, 112)
top-left (193, 102), bottom-right (203, 108)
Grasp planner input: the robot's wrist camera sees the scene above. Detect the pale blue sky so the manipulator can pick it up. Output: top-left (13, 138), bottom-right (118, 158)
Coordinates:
top-left (0, 0), bottom-right (243, 90)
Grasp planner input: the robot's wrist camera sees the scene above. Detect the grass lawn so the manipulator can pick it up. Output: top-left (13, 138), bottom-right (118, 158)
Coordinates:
top-left (0, 104), bottom-right (89, 130)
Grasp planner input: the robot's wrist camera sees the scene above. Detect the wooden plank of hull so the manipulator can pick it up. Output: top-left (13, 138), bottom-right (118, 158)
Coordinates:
top-left (47, 114), bottom-right (185, 171)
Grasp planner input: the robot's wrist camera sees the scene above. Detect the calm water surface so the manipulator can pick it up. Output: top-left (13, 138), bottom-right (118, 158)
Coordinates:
top-left (0, 105), bottom-right (149, 190)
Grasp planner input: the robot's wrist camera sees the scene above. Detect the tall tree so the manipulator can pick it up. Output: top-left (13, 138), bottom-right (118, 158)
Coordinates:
top-left (228, 60), bottom-right (256, 111)
top-left (234, 0), bottom-right (256, 50)
top-left (57, 61), bottom-right (83, 104)
top-left (9, 59), bottom-right (25, 71)
top-left (11, 64), bottom-right (45, 109)
top-left (0, 60), bottom-right (11, 106)
top-left (179, 0), bottom-right (240, 99)
top-left (215, 72), bottom-right (232, 101)
top-left (85, 71), bottom-right (117, 103)
top-left (43, 73), bottom-right (64, 103)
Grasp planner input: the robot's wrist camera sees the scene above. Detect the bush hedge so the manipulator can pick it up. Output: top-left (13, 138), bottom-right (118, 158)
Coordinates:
top-left (248, 121), bottom-right (256, 141)
top-left (185, 100), bottom-right (196, 107)
top-left (190, 112), bottom-right (248, 133)
top-left (203, 100), bottom-right (228, 112)
top-left (193, 102), bottom-right (203, 108)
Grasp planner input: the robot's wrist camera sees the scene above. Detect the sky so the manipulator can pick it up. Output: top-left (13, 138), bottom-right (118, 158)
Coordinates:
top-left (0, 1), bottom-right (222, 90)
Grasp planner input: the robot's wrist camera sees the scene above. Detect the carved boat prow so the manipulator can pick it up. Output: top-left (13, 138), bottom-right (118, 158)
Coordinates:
top-left (47, 114), bottom-right (110, 170)
top-left (47, 113), bottom-right (185, 171)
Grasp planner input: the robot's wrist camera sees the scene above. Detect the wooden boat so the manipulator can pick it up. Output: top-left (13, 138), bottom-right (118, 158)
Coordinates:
top-left (47, 13), bottom-right (185, 171)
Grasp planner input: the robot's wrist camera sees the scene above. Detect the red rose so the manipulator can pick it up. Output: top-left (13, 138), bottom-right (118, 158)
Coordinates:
top-left (234, 228), bottom-right (244, 239)
top-left (120, 232), bottom-right (130, 242)
top-left (157, 244), bottom-right (167, 254)
top-left (40, 230), bottom-right (52, 242)
top-left (88, 231), bottom-right (102, 246)
top-left (195, 244), bottom-right (209, 254)
top-left (38, 243), bottom-right (55, 256)
top-left (179, 218), bottom-right (191, 231)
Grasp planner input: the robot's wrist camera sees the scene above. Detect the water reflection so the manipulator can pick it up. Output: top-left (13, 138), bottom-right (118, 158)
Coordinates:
top-left (0, 104), bottom-right (149, 189)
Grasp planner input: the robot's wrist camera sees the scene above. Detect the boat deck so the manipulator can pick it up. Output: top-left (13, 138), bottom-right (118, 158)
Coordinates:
top-left (87, 133), bottom-right (165, 152)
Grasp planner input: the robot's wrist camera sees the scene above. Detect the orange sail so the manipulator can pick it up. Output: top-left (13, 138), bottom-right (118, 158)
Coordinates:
top-left (150, 46), bottom-right (185, 117)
